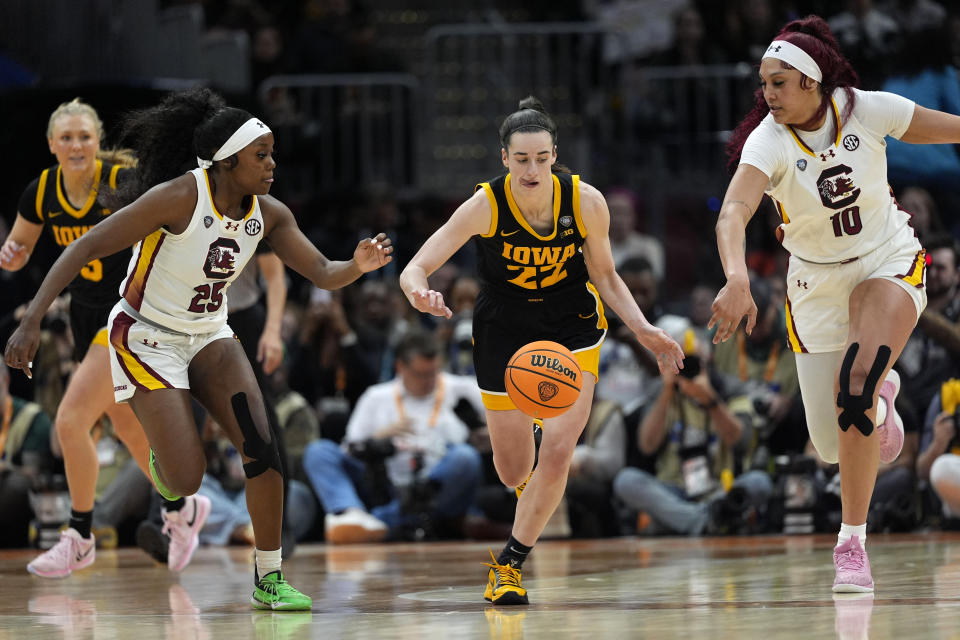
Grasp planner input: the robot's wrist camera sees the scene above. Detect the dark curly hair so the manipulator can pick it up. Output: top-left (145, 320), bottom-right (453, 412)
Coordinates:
top-left (109, 87), bottom-right (256, 207)
top-left (725, 15), bottom-right (859, 175)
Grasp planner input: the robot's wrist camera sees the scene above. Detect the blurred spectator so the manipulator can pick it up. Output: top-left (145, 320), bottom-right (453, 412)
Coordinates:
top-left (290, 0), bottom-right (404, 73)
top-left (564, 396), bottom-right (627, 538)
top-left (878, 0), bottom-right (947, 33)
top-left (613, 315), bottom-right (770, 536)
top-left (828, 0), bottom-right (901, 88)
top-left (712, 275), bottom-right (805, 457)
top-left (897, 186), bottom-right (946, 242)
top-left (439, 275), bottom-right (479, 375)
top-left (883, 26), bottom-right (960, 191)
top-left (719, 0), bottom-right (780, 63)
top-left (250, 25), bottom-right (290, 92)
top-left (898, 233), bottom-right (960, 421)
top-left (647, 5), bottom-right (728, 67)
top-left (0, 364), bottom-right (56, 548)
top-left (583, 0), bottom-right (690, 65)
top-left (302, 330), bottom-right (484, 543)
top-left (607, 191), bottom-right (665, 281)
top-left (917, 380), bottom-right (960, 523)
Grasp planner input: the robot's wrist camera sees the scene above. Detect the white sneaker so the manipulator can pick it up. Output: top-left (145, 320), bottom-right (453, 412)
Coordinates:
top-left (27, 528), bottom-right (95, 578)
top-left (876, 370), bottom-right (904, 464)
top-left (162, 494), bottom-right (211, 572)
top-left (324, 508), bottom-right (388, 544)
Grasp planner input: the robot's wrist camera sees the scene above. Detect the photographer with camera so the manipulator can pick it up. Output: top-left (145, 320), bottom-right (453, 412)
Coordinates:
top-left (613, 315), bottom-right (772, 536)
top-left (302, 329), bottom-right (484, 543)
top-left (916, 379), bottom-right (960, 523)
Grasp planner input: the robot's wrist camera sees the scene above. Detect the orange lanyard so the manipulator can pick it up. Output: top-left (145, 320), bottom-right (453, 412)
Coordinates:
top-left (393, 376), bottom-right (445, 428)
top-left (736, 332), bottom-right (780, 384)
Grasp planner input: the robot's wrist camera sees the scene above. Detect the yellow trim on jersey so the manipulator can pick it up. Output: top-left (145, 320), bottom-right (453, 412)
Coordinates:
top-left (56, 160), bottom-right (103, 219)
top-left (504, 173), bottom-right (561, 241)
top-left (108, 164), bottom-right (121, 189)
top-left (90, 328), bottom-right (108, 348)
top-left (114, 343), bottom-right (170, 392)
top-left (35, 169), bottom-right (50, 221)
top-left (202, 169), bottom-right (257, 221)
top-left (773, 198), bottom-right (790, 224)
top-left (585, 282), bottom-right (608, 331)
top-left (572, 175), bottom-right (587, 238)
top-left (900, 250), bottom-right (926, 288)
top-left (477, 182), bottom-right (499, 238)
top-left (784, 298), bottom-right (803, 353)
top-left (786, 97), bottom-right (841, 158)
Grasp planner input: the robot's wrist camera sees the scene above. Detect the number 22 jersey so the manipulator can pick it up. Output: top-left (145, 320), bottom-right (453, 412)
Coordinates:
top-left (119, 168), bottom-right (264, 334)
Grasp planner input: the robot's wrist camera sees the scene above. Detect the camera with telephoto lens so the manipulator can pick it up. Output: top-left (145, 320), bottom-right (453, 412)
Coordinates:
top-left (678, 354), bottom-right (701, 379)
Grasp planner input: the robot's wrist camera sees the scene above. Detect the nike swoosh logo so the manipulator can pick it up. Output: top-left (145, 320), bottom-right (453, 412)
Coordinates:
top-left (578, 312), bottom-right (596, 319)
top-left (75, 545), bottom-right (93, 563)
top-left (48, 211), bottom-right (63, 218)
top-left (500, 229), bottom-right (520, 237)
top-left (186, 503), bottom-right (197, 527)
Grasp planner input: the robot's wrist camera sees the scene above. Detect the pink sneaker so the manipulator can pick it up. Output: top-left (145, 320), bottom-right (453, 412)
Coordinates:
top-left (833, 536), bottom-right (874, 593)
top-left (876, 370), bottom-right (904, 464)
top-left (162, 494), bottom-right (211, 572)
top-left (26, 528), bottom-right (95, 578)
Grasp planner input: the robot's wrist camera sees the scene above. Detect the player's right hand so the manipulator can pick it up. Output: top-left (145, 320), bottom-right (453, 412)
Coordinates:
top-left (0, 239), bottom-right (27, 269)
top-left (4, 320), bottom-right (40, 379)
top-left (708, 275), bottom-right (757, 344)
top-left (409, 289), bottom-right (452, 318)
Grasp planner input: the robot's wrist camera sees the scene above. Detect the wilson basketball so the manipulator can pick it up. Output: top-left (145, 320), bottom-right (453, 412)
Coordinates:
top-left (504, 340), bottom-right (583, 419)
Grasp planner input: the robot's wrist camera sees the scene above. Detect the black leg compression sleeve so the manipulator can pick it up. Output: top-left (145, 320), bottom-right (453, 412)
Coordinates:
top-left (836, 343), bottom-right (891, 437)
top-left (232, 392), bottom-right (282, 478)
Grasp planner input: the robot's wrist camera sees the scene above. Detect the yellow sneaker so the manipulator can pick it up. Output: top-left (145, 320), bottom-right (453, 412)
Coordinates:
top-left (483, 549), bottom-right (529, 605)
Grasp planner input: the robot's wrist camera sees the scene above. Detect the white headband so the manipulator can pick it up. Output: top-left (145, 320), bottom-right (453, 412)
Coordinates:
top-left (197, 118), bottom-right (272, 169)
top-left (763, 40), bottom-right (822, 83)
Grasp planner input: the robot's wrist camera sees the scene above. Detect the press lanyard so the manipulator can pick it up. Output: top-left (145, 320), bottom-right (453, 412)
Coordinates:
top-left (393, 375), bottom-right (445, 428)
top-left (736, 332), bottom-right (780, 384)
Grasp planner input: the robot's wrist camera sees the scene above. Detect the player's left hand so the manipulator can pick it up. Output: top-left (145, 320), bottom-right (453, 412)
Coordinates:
top-left (256, 331), bottom-right (284, 375)
top-left (354, 233), bottom-right (393, 272)
top-left (635, 324), bottom-right (684, 376)
top-left (4, 320), bottom-right (40, 380)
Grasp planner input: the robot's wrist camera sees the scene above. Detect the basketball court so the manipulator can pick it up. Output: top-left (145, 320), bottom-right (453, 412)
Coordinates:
top-left (2, 533), bottom-right (960, 639)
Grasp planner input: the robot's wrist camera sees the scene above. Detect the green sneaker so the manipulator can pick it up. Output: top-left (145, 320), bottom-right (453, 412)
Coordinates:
top-left (251, 571), bottom-right (312, 611)
top-left (149, 449), bottom-right (181, 501)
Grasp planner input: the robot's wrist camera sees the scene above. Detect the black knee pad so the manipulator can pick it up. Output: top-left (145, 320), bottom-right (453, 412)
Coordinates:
top-left (231, 392), bottom-right (282, 479)
top-left (836, 343), bottom-right (891, 437)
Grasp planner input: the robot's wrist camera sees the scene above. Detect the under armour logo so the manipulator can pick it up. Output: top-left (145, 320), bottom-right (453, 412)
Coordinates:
top-left (255, 121), bottom-right (265, 128)
top-left (796, 279), bottom-right (808, 290)
top-left (143, 339), bottom-right (158, 348)
top-left (224, 221), bottom-right (240, 231)
top-left (820, 150), bottom-right (836, 161)
top-left (767, 44), bottom-right (782, 53)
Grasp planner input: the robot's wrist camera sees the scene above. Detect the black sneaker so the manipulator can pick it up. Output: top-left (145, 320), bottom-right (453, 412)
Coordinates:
top-left (136, 519), bottom-right (169, 564)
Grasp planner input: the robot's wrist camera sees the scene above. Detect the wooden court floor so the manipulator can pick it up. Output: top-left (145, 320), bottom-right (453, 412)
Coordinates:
top-left (2, 533), bottom-right (960, 639)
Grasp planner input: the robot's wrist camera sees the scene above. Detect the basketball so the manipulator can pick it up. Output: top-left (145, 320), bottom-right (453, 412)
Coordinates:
top-left (504, 340), bottom-right (583, 419)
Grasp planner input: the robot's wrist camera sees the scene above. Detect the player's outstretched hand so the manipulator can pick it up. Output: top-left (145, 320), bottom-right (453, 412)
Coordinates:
top-left (708, 275), bottom-right (757, 344)
top-left (4, 320), bottom-right (40, 379)
top-left (354, 233), bottom-right (393, 272)
top-left (635, 324), bottom-right (685, 376)
top-left (409, 289), bottom-right (452, 319)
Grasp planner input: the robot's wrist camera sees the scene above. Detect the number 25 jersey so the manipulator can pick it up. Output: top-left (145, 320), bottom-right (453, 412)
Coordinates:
top-left (120, 168), bottom-right (264, 334)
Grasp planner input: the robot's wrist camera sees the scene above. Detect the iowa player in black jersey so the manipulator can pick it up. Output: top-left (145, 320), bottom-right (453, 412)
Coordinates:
top-left (0, 99), bottom-right (153, 577)
top-left (400, 96), bottom-right (684, 604)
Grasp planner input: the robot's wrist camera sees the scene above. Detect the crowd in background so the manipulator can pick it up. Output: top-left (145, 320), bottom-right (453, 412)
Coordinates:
top-left (1, 0), bottom-right (959, 551)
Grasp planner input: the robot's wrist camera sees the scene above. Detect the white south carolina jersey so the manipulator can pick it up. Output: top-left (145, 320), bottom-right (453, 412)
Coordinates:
top-left (740, 88), bottom-right (916, 263)
top-left (119, 168), bottom-right (265, 334)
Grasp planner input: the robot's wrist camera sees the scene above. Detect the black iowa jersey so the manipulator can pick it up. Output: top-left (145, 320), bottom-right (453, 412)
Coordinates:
top-left (17, 159), bottom-right (132, 306)
top-left (474, 172), bottom-right (589, 302)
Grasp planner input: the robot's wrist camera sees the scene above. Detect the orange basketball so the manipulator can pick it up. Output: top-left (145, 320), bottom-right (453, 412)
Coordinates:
top-left (504, 340), bottom-right (583, 419)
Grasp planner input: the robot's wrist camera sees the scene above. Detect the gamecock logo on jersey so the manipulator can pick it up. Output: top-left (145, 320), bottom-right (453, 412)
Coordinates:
top-left (203, 238), bottom-right (241, 279)
top-left (816, 164), bottom-right (861, 210)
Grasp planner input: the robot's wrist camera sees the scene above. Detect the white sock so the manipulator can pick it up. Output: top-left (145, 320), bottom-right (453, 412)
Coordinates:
top-left (256, 548), bottom-right (282, 579)
top-left (838, 523), bottom-right (867, 547)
